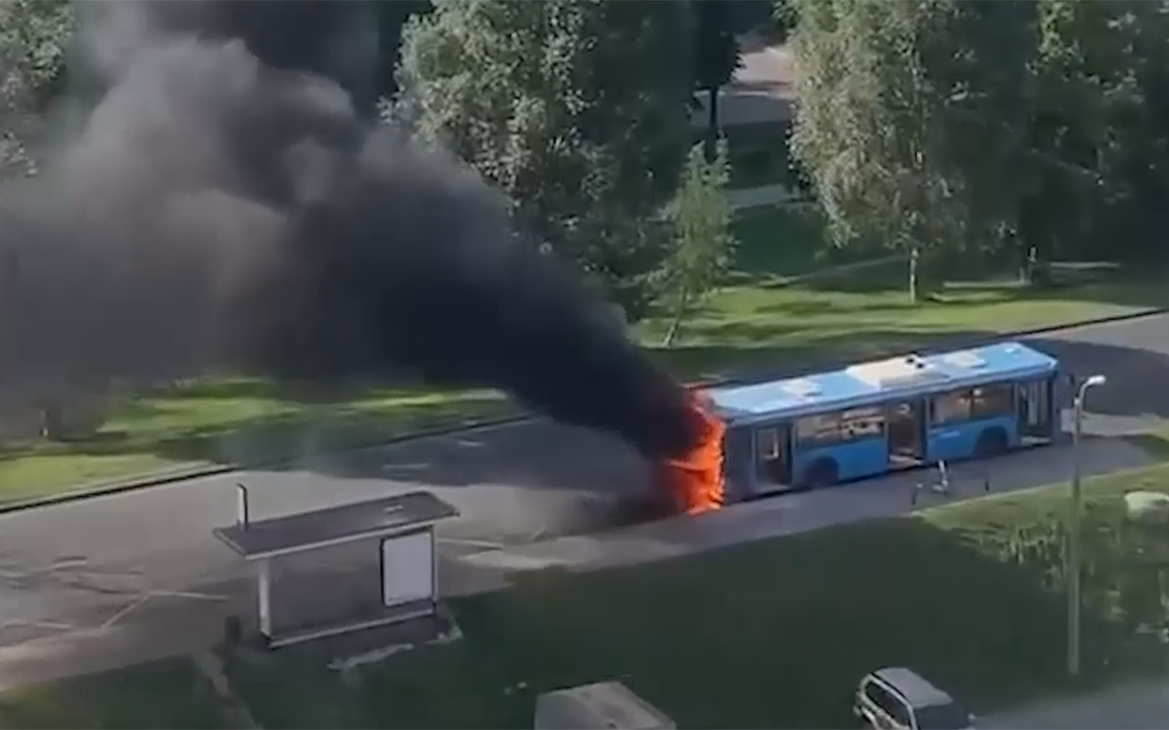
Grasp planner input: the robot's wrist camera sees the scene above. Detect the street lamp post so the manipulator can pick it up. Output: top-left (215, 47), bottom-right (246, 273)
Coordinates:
top-left (1068, 373), bottom-right (1106, 678)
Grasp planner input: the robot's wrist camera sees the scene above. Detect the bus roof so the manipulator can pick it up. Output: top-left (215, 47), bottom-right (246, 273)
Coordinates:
top-left (705, 341), bottom-right (1057, 426)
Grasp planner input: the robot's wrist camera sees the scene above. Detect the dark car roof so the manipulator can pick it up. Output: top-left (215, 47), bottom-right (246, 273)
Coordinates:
top-left (871, 667), bottom-right (953, 707)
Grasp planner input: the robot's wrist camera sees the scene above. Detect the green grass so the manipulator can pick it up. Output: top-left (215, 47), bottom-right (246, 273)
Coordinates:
top-left (0, 383), bottom-right (511, 502)
top-left (3, 201), bottom-right (1165, 501)
top-left (228, 456), bottom-right (1169, 729)
top-left (644, 206), bottom-right (1169, 379)
top-left (0, 657), bottom-right (231, 729)
top-left (729, 204), bottom-right (868, 279)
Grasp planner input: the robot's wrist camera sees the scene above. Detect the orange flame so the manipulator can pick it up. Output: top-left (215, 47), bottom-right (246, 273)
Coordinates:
top-left (659, 392), bottom-right (726, 515)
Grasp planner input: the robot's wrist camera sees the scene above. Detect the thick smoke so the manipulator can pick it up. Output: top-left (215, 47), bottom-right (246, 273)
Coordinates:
top-left (0, 0), bottom-right (702, 460)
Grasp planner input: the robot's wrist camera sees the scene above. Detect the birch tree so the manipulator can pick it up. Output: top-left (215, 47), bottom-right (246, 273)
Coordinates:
top-left (660, 140), bottom-right (736, 346)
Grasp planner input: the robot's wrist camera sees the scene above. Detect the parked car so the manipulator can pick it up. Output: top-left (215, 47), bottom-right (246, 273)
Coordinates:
top-left (854, 667), bottom-right (976, 730)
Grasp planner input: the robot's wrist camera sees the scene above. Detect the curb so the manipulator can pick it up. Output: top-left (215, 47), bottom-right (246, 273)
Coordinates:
top-left (684, 306), bottom-right (1169, 390)
top-left (0, 411), bottom-right (535, 515)
top-left (2, 306), bottom-right (1165, 515)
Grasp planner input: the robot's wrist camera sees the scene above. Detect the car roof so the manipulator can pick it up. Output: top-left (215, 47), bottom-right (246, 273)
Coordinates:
top-left (870, 667), bottom-right (953, 707)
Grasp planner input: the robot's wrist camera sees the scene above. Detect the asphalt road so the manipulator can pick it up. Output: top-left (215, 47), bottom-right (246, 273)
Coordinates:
top-left (985, 677), bottom-right (1169, 729)
top-left (0, 311), bottom-right (1166, 691)
top-left (694, 43), bottom-right (795, 127)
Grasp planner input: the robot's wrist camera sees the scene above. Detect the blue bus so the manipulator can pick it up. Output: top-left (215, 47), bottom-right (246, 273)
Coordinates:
top-left (704, 341), bottom-right (1062, 500)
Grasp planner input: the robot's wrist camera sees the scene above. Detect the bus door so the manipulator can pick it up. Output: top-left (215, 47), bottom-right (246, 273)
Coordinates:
top-left (721, 425), bottom-right (755, 501)
top-left (753, 422), bottom-right (793, 492)
top-left (886, 400), bottom-right (926, 468)
top-left (1017, 376), bottom-right (1056, 443)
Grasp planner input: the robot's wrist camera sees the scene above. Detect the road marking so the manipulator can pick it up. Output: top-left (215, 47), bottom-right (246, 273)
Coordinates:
top-left (100, 595), bottom-right (150, 629)
top-left (437, 537), bottom-right (505, 550)
top-left (0, 619), bottom-right (74, 631)
top-left (47, 557), bottom-right (89, 570)
top-left (149, 589), bottom-right (228, 601)
top-left (99, 587), bottom-right (230, 629)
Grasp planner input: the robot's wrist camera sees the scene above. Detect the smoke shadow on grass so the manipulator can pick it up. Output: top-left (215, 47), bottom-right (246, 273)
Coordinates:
top-left (224, 506), bottom-right (1169, 729)
top-left (8, 316), bottom-right (1167, 505)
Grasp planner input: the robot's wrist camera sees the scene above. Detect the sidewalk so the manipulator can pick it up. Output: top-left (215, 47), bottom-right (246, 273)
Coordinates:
top-left (658, 181), bottom-right (796, 221)
top-left (984, 677), bottom-right (1169, 729)
top-left (729, 182), bottom-right (799, 210)
top-left (0, 580), bottom-right (244, 691)
top-left (442, 434), bottom-right (1151, 597)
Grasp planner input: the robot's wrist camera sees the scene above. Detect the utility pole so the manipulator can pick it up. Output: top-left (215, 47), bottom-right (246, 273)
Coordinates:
top-left (1067, 373), bottom-right (1106, 678)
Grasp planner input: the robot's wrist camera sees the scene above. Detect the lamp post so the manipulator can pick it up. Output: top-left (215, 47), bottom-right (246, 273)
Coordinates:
top-left (1068, 373), bottom-right (1106, 678)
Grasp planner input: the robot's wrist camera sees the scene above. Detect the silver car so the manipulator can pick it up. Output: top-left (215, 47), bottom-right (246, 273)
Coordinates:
top-left (854, 667), bottom-right (976, 730)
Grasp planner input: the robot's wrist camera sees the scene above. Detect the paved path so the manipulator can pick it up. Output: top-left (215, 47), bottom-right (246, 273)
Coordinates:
top-left (450, 418), bottom-right (1152, 591)
top-left (985, 678), bottom-right (1169, 729)
top-left (728, 183), bottom-right (798, 210)
top-left (1, 313), bottom-right (1168, 691)
top-left (693, 43), bottom-right (796, 127)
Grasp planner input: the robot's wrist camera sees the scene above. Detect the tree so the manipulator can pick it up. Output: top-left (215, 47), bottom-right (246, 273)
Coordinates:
top-left (790, 0), bottom-right (960, 302)
top-left (1020, 0), bottom-right (1169, 268)
top-left (371, 0), bottom-right (431, 99)
top-left (659, 140), bottom-right (735, 346)
top-left (728, 1), bottom-right (779, 38)
top-left (790, 0), bottom-right (1048, 301)
top-left (692, 0), bottom-right (741, 154)
top-left (0, 0), bottom-right (74, 175)
top-left (772, 0), bottom-right (799, 41)
top-left (397, 0), bottom-right (695, 321)
top-left (785, 0), bottom-right (1169, 288)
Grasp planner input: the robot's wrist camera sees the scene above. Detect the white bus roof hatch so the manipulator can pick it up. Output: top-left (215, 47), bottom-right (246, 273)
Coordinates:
top-left (846, 355), bottom-right (949, 390)
top-left (782, 378), bottom-right (821, 398)
top-left (941, 350), bottom-right (987, 369)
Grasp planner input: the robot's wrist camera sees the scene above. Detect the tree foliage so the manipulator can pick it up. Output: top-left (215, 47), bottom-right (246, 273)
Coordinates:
top-left (397, 0), bottom-right (696, 321)
top-left (790, 0), bottom-right (1038, 297)
top-left (790, 0), bottom-right (1169, 291)
top-left (0, 0), bottom-right (74, 174)
top-left (660, 140), bottom-right (736, 346)
top-left (1024, 0), bottom-right (1169, 265)
top-left (692, 0), bottom-right (741, 94)
top-left (371, 0), bottom-right (432, 98)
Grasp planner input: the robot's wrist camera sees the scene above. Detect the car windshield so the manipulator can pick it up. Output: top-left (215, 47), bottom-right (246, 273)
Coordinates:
top-left (914, 702), bottom-right (971, 729)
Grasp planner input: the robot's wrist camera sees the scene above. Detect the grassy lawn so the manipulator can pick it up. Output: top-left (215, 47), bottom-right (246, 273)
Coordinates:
top-left (227, 454), bottom-right (1169, 729)
top-left (2, 199), bottom-right (1164, 502)
top-left (646, 206), bottom-right (1169, 379)
top-left (729, 203), bottom-right (870, 279)
top-left (0, 383), bottom-right (511, 503)
top-left (0, 657), bottom-right (231, 729)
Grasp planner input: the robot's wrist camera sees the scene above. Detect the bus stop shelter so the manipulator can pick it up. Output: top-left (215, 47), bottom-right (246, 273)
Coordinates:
top-left (213, 487), bottom-right (458, 649)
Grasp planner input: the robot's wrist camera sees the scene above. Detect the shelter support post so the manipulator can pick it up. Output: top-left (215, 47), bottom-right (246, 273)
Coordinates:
top-left (258, 558), bottom-right (273, 640)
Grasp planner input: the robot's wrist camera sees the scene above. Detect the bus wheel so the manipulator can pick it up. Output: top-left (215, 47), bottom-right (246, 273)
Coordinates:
top-left (974, 428), bottom-right (1008, 458)
top-left (800, 459), bottom-right (839, 490)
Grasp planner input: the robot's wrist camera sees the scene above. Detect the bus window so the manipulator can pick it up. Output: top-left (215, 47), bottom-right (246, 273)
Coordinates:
top-left (932, 389), bottom-right (972, 425)
top-left (795, 412), bottom-right (843, 447)
top-left (841, 406), bottom-right (884, 439)
top-left (796, 407), bottom-right (884, 447)
top-left (970, 383), bottom-right (1014, 420)
top-left (756, 426), bottom-right (782, 461)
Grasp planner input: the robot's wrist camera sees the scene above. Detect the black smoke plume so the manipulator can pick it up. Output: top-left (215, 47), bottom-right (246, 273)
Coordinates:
top-left (0, 0), bottom-right (702, 460)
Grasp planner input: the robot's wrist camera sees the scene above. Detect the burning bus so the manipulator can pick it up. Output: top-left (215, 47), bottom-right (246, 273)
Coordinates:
top-left (656, 391), bottom-right (726, 515)
top-left (699, 342), bottom-right (1060, 500)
